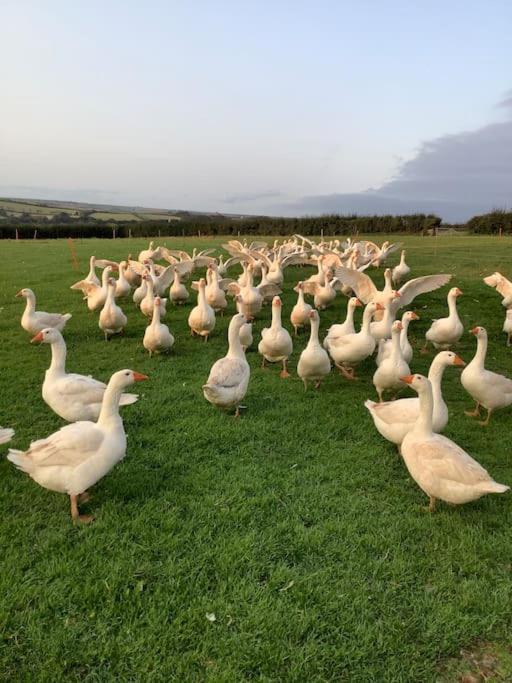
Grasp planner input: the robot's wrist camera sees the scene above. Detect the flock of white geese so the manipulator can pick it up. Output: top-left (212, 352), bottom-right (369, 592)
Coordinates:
top-left (3, 236), bottom-right (512, 521)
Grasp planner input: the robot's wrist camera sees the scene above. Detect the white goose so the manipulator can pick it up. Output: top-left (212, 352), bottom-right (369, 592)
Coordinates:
top-left (392, 250), bottom-right (410, 286)
top-left (17, 288), bottom-right (72, 335)
top-left (188, 278), bottom-right (216, 340)
top-left (302, 272), bottom-right (339, 310)
top-left (143, 297), bottom-right (174, 355)
top-left (376, 310), bottom-right (419, 365)
top-left (0, 427), bottom-right (14, 444)
top-left (290, 281), bottom-right (313, 335)
top-left (297, 310), bottom-right (331, 390)
top-left (205, 265), bottom-right (228, 313)
top-left (7, 369), bottom-right (148, 523)
top-left (483, 272), bottom-right (512, 307)
top-left (369, 291), bottom-right (401, 341)
top-left (71, 265), bottom-right (113, 311)
top-left (99, 279), bottom-right (127, 339)
top-left (328, 302), bottom-right (382, 379)
top-left (424, 287), bottom-right (463, 350)
top-left (372, 320), bottom-right (410, 401)
top-left (461, 326), bottom-right (512, 426)
top-left (504, 309), bottom-right (512, 346)
top-left (323, 297), bottom-right (362, 351)
top-left (228, 264), bottom-right (281, 319)
top-left (203, 313), bottom-right (250, 416)
top-left (365, 351), bottom-right (465, 447)
top-left (258, 296), bottom-right (293, 378)
top-left (334, 265), bottom-right (451, 322)
top-left (32, 328), bottom-right (138, 421)
top-left (400, 373), bottom-right (509, 511)
top-left (169, 268), bottom-right (189, 305)
top-left (140, 276), bottom-right (167, 318)
top-left (114, 261), bottom-right (132, 298)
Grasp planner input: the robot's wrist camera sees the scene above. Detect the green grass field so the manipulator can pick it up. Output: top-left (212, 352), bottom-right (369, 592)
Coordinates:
top-left (1, 234), bottom-right (512, 682)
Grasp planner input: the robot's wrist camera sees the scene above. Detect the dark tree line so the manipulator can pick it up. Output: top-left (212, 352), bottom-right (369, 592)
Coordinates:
top-left (0, 209), bottom-right (510, 239)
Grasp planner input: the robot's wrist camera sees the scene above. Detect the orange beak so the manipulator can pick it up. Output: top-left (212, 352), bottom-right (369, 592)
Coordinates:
top-left (400, 375), bottom-right (414, 384)
top-left (376, 303), bottom-right (384, 311)
top-left (410, 312), bottom-right (419, 320)
top-left (15, 290), bottom-right (23, 297)
top-left (395, 322), bottom-right (403, 331)
top-left (308, 310), bottom-right (316, 318)
top-left (354, 298), bottom-right (362, 307)
top-left (455, 288), bottom-right (463, 296)
top-left (133, 372), bottom-right (149, 382)
top-left (31, 331), bottom-right (44, 344)
top-left (453, 355), bottom-right (466, 367)
top-left (470, 327), bottom-right (479, 335)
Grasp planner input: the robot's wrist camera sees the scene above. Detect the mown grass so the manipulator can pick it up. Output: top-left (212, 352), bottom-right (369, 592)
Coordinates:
top-left (1, 234), bottom-right (512, 682)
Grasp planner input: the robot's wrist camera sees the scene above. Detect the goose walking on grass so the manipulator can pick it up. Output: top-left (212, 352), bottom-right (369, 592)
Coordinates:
top-left (32, 328), bottom-right (138, 422)
top-left (328, 302), bottom-right (383, 380)
top-left (258, 296), bottom-right (293, 378)
top-left (203, 313), bottom-right (250, 417)
top-left (392, 250), bottom-right (410, 286)
top-left (188, 278), bottom-right (216, 341)
top-left (372, 320), bottom-right (410, 402)
top-left (323, 297), bottom-right (362, 351)
top-left (376, 310), bottom-right (419, 366)
top-left (290, 281), bottom-right (313, 335)
top-left (71, 265), bottom-right (115, 311)
top-left (143, 297), bottom-right (174, 356)
top-left (365, 351), bottom-right (465, 447)
top-left (7, 369), bottom-right (148, 523)
top-left (99, 279), bottom-right (127, 340)
top-left (424, 287), bottom-right (463, 351)
top-left (297, 310), bottom-right (331, 390)
top-left (17, 288), bottom-right (72, 335)
top-left (400, 374), bottom-right (509, 512)
top-left (461, 326), bottom-right (512, 426)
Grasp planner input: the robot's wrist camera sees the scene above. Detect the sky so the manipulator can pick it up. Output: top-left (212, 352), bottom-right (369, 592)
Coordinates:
top-left (1, 1), bottom-right (511, 221)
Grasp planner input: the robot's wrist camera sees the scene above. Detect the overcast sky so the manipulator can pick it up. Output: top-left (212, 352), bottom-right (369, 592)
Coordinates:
top-left (1, 1), bottom-right (511, 220)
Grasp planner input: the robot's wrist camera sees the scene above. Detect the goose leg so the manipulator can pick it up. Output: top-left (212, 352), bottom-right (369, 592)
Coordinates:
top-left (293, 325), bottom-right (298, 337)
top-left (314, 380), bottom-right (322, 389)
top-left (508, 334), bottom-right (511, 347)
top-left (464, 401), bottom-right (481, 418)
top-left (337, 364), bottom-right (356, 380)
top-left (204, 334), bottom-right (208, 343)
top-left (234, 406), bottom-right (240, 418)
top-left (303, 378), bottom-right (308, 392)
top-left (478, 408), bottom-right (492, 426)
top-left (261, 357), bottom-right (267, 369)
top-left (280, 359), bottom-right (290, 379)
top-left (70, 494), bottom-right (94, 524)
top-left (428, 496), bottom-right (436, 513)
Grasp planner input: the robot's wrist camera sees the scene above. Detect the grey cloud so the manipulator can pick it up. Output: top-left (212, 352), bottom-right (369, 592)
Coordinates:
top-left (223, 190), bottom-right (283, 204)
top-left (283, 92), bottom-right (512, 222)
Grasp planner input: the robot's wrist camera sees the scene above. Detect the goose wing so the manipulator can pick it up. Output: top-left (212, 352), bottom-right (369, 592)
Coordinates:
top-left (333, 266), bottom-right (377, 303)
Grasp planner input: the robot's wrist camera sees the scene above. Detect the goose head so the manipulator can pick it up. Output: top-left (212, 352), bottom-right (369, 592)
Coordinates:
top-left (30, 327), bottom-right (63, 345)
top-left (15, 288), bottom-right (34, 299)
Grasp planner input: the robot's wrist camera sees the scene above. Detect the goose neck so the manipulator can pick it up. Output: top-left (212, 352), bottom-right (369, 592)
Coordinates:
top-left (414, 382), bottom-right (434, 436)
top-left (48, 336), bottom-right (67, 374)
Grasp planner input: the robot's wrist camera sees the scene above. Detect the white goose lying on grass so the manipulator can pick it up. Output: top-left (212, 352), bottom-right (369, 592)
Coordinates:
top-left (8, 369), bottom-right (148, 523)
top-left (32, 328), bottom-right (138, 422)
top-left (461, 326), bottom-right (512, 426)
top-left (400, 373), bottom-right (509, 512)
top-left (203, 313), bottom-right (250, 417)
top-left (366, 351), bottom-right (465, 447)
top-left (17, 288), bottom-right (72, 335)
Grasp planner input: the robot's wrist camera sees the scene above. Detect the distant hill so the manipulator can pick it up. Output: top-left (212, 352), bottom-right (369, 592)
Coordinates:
top-left (0, 197), bottom-right (250, 223)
